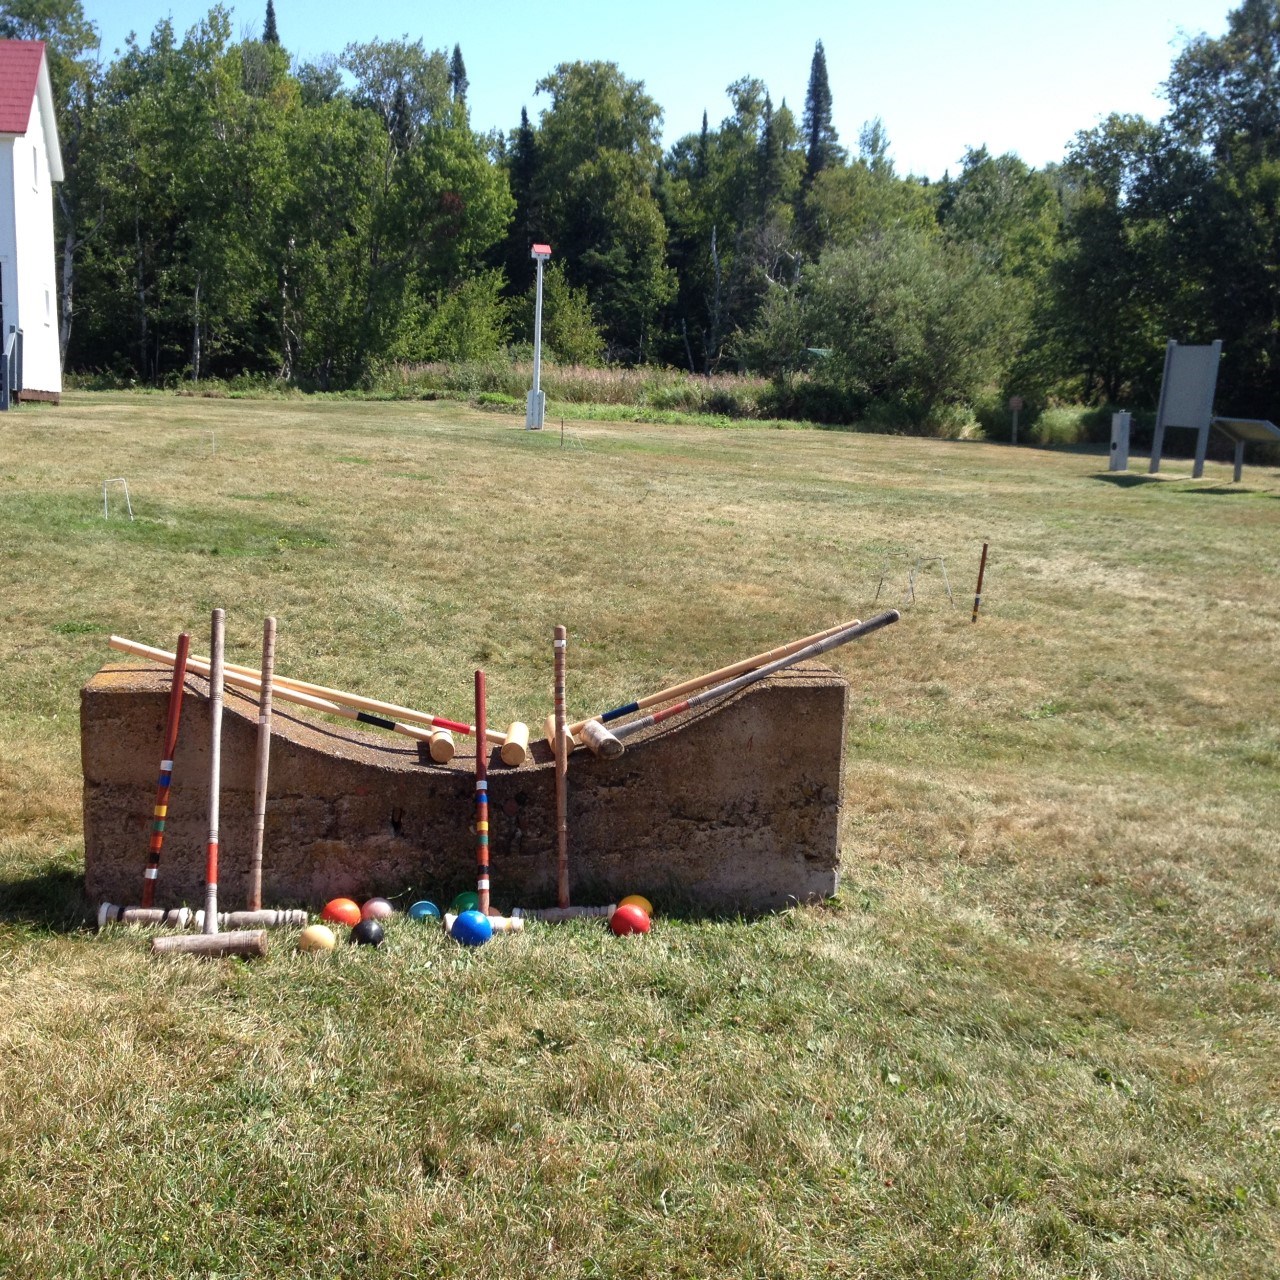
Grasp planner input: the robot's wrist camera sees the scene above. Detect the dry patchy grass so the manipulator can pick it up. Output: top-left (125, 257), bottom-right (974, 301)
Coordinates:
top-left (0, 393), bottom-right (1277, 1277)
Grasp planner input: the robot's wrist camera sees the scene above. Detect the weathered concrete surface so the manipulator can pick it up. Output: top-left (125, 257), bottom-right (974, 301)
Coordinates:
top-left (82, 661), bottom-right (848, 913)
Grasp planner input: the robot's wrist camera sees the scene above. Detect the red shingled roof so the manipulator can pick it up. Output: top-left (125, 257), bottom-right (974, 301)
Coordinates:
top-left (0, 41), bottom-right (44, 136)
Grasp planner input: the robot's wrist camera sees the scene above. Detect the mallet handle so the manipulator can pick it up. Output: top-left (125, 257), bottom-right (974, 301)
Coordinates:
top-left (248, 616), bottom-right (276, 911)
top-left (612, 611), bottom-right (900, 745)
top-left (141, 631), bottom-right (190, 909)
top-left (567, 616), bottom-right (861, 739)
top-left (108, 636), bottom-right (509, 745)
top-left (554, 626), bottom-right (569, 909)
top-left (475, 670), bottom-right (490, 917)
top-left (204, 609), bottom-right (225, 935)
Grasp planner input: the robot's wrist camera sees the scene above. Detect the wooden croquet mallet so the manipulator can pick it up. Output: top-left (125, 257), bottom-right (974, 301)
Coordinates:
top-left (141, 630), bottom-right (191, 909)
top-left (595, 610), bottom-right (901, 756)
top-left (971, 542), bottom-right (989, 624)
top-left (203, 608), bottom-right (226, 935)
top-left (554, 625), bottom-right (569, 908)
top-left (475, 669), bottom-right (490, 917)
top-left (247, 616), bottom-right (276, 911)
top-left (555, 615), bottom-right (863, 747)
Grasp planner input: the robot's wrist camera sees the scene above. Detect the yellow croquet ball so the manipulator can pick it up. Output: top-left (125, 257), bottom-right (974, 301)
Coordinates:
top-left (298, 924), bottom-right (338, 953)
top-left (618, 894), bottom-right (653, 919)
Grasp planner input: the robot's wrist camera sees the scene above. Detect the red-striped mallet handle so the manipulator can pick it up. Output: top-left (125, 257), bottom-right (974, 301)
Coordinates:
top-left (141, 631), bottom-right (191, 909)
top-left (971, 542), bottom-right (989, 624)
top-left (554, 626), bottom-right (569, 909)
top-left (203, 608), bottom-right (225, 936)
top-left (475, 669), bottom-right (490, 916)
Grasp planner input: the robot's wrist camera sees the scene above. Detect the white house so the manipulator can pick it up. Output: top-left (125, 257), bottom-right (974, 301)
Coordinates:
top-left (0, 40), bottom-right (63, 403)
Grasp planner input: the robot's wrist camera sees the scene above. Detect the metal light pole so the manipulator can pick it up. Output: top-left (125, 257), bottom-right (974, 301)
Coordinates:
top-left (526, 243), bottom-right (551, 430)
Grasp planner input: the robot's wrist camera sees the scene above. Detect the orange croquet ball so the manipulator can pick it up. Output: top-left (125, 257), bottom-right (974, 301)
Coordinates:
top-left (609, 903), bottom-right (651, 936)
top-left (361, 897), bottom-right (395, 921)
top-left (321, 897), bottom-right (362, 927)
top-left (618, 894), bottom-right (653, 919)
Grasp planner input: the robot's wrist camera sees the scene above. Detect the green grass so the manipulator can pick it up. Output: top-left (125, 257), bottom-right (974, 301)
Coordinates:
top-left (1, 392), bottom-right (1278, 1278)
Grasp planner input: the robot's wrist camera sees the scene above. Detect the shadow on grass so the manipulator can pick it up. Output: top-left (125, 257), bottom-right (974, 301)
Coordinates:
top-left (0, 862), bottom-right (90, 933)
top-left (1092, 473), bottom-right (1165, 488)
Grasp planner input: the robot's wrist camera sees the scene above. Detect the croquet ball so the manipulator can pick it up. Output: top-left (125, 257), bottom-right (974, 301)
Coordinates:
top-left (408, 899), bottom-right (441, 922)
top-left (321, 897), bottom-right (362, 927)
top-left (361, 897), bottom-right (395, 921)
top-left (618, 894), bottom-right (653, 919)
top-left (450, 890), bottom-right (480, 915)
top-left (350, 919), bottom-right (385, 947)
top-left (450, 909), bottom-right (493, 948)
top-left (610, 903), bottom-right (651, 937)
top-left (297, 924), bottom-right (337, 953)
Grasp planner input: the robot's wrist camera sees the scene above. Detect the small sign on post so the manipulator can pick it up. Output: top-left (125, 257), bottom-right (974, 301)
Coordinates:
top-left (1008, 395), bottom-right (1023, 445)
top-left (526, 243), bottom-right (552, 431)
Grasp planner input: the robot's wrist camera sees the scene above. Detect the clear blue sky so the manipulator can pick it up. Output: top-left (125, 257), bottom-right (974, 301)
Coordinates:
top-left (82, 0), bottom-right (1234, 180)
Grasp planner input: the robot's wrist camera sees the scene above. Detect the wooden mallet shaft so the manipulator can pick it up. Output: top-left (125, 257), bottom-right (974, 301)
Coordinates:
top-left (203, 609), bottom-right (225, 935)
top-left (604, 611), bottom-right (901, 752)
top-left (475, 669), bottom-right (490, 916)
top-left (554, 625), bottom-right (569, 908)
top-left (141, 631), bottom-right (190, 909)
top-left (562, 615), bottom-right (862, 743)
top-left (109, 637), bottom-right (455, 758)
top-left (247, 616), bottom-right (276, 911)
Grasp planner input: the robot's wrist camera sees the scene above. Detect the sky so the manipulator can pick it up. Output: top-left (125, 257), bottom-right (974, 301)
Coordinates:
top-left (81, 0), bottom-right (1235, 180)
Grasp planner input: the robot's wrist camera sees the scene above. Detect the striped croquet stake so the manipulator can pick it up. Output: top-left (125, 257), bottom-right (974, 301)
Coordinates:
top-left (141, 631), bottom-right (191, 909)
top-left (608, 610), bottom-right (901, 748)
top-left (203, 608), bottom-right (226, 936)
top-left (971, 542), bottom-right (989, 624)
top-left (475, 669), bottom-right (490, 916)
top-left (554, 625), bottom-right (569, 908)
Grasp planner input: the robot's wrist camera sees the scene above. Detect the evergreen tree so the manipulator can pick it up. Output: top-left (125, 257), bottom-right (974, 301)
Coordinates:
top-left (450, 44), bottom-right (468, 102)
top-left (802, 40), bottom-right (842, 184)
top-left (263, 0), bottom-right (279, 45)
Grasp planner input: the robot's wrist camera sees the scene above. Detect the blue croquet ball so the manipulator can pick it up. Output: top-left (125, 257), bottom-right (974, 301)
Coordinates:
top-left (408, 899), bottom-right (441, 922)
top-left (451, 909), bottom-right (493, 948)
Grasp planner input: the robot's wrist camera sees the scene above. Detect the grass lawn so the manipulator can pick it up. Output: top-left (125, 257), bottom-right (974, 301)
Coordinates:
top-left (1, 392), bottom-right (1277, 1278)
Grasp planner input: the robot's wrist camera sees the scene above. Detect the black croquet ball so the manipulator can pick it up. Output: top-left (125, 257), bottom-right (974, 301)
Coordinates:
top-left (350, 919), bottom-right (385, 947)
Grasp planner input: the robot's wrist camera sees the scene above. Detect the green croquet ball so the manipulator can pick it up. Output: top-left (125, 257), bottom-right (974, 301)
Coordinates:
top-left (450, 890), bottom-right (480, 914)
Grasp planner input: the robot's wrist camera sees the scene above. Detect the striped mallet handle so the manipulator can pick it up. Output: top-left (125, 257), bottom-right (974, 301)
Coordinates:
top-left (564, 615), bottom-right (863, 742)
top-left (204, 609), bottom-right (225, 936)
top-left (108, 636), bottom-right (509, 748)
top-left (971, 542), bottom-right (989, 623)
top-left (609, 610), bottom-right (901, 747)
top-left (141, 630), bottom-right (190, 909)
top-left (475, 669), bottom-right (490, 917)
top-left (248, 616), bottom-right (276, 911)
top-left (554, 625), bottom-right (569, 908)
top-left (109, 637), bottom-right (449, 752)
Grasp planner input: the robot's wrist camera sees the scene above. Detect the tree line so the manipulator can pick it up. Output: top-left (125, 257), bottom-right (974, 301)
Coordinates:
top-left (3, 0), bottom-right (1277, 430)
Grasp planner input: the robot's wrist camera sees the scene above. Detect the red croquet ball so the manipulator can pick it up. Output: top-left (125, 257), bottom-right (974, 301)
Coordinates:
top-left (321, 897), bottom-right (361, 927)
top-left (361, 897), bottom-right (394, 921)
top-left (610, 903), bottom-right (651, 936)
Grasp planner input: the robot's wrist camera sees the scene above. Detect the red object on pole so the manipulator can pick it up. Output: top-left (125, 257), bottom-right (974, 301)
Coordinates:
top-left (475, 670), bottom-right (490, 916)
top-left (141, 631), bottom-right (191, 908)
top-left (971, 543), bottom-right (990, 623)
